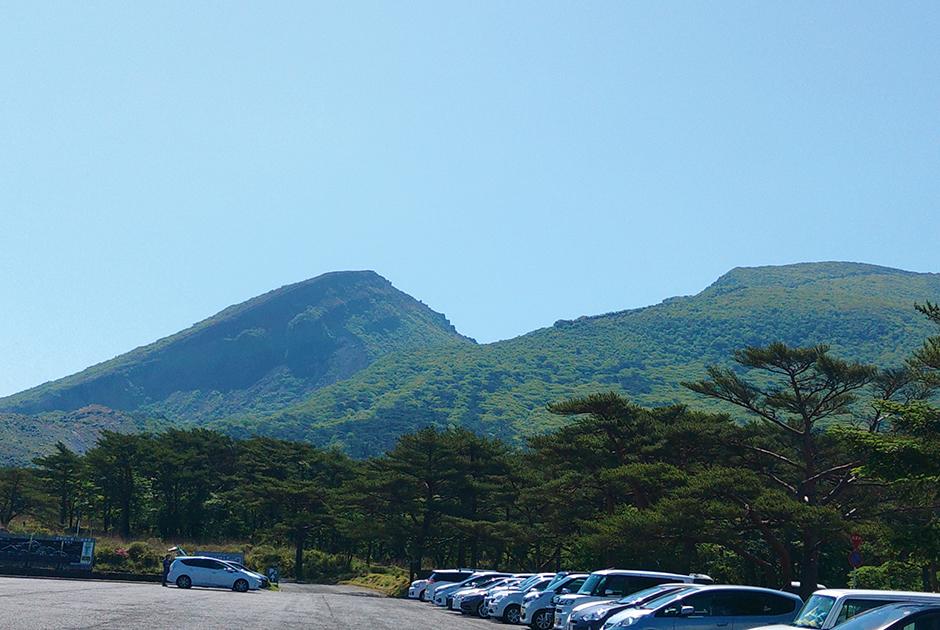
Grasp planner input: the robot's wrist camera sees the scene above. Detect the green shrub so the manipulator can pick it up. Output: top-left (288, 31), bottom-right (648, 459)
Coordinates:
top-left (851, 561), bottom-right (924, 590)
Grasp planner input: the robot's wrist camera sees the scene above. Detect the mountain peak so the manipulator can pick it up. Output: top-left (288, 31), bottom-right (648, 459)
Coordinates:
top-left (704, 261), bottom-right (920, 294)
top-left (0, 270), bottom-right (469, 420)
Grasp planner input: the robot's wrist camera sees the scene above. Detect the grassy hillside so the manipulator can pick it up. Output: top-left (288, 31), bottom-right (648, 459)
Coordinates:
top-left (0, 270), bottom-right (470, 424)
top-left (216, 262), bottom-right (940, 456)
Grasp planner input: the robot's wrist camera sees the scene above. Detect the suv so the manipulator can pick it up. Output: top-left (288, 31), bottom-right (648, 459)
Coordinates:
top-left (601, 585), bottom-right (802, 630)
top-left (568, 583), bottom-right (702, 630)
top-left (485, 574), bottom-right (556, 623)
top-left (759, 590), bottom-right (940, 630)
top-left (424, 569), bottom-right (476, 601)
top-left (554, 570), bottom-right (714, 629)
top-left (521, 573), bottom-right (590, 630)
top-left (167, 556), bottom-right (265, 592)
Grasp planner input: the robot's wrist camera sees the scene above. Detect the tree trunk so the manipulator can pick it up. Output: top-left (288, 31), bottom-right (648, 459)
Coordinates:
top-left (295, 532), bottom-right (305, 582)
top-left (799, 529), bottom-right (820, 600)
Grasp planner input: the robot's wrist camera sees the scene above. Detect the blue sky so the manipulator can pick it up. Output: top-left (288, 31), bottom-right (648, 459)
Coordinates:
top-left (1, 2), bottom-right (938, 396)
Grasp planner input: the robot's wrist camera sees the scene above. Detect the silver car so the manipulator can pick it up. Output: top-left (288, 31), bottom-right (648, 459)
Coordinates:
top-left (601, 585), bottom-right (802, 630)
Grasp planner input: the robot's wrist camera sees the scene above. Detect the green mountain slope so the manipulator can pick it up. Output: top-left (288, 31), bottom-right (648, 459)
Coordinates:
top-left (0, 270), bottom-right (470, 426)
top-left (217, 262), bottom-right (940, 456)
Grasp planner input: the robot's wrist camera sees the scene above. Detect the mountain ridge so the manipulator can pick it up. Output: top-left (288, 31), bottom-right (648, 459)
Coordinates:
top-left (2, 261), bottom-right (938, 463)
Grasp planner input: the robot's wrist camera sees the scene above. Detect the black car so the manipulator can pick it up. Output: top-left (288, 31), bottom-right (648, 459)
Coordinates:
top-left (825, 602), bottom-right (940, 630)
top-left (460, 593), bottom-right (487, 617)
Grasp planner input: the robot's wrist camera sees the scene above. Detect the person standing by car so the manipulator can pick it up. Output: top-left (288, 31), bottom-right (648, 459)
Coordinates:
top-left (162, 555), bottom-right (172, 587)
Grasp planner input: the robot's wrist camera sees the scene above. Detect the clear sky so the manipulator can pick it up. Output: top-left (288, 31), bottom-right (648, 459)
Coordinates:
top-left (1, 2), bottom-right (938, 397)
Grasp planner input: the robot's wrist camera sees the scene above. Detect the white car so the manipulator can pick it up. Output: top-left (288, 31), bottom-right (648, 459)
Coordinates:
top-left (756, 589), bottom-right (940, 630)
top-left (409, 578), bottom-right (430, 600)
top-left (485, 574), bottom-right (556, 622)
top-left (168, 556), bottom-right (265, 592)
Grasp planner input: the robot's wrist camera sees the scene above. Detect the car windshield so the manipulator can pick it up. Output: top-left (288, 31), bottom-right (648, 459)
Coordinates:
top-left (579, 574), bottom-right (604, 595)
top-left (544, 574), bottom-right (572, 591)
top-left (793, 595), bottom-right (838, 628)
top-left (515, 576), bottom-right (540, 590)
top-left (617, 585), bottom-right (687, 605)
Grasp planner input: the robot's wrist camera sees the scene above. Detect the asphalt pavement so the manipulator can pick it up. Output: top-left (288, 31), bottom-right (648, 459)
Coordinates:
top-left (0, 577), bottom-right (496, 629)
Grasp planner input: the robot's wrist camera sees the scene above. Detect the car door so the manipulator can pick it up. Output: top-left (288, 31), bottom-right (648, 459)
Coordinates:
top-left (205, 559), bottom-right (233, 587)
top-left (730, 592), bottom-right (801, 630)
top-left (670, 590), bottom-right (739, 630)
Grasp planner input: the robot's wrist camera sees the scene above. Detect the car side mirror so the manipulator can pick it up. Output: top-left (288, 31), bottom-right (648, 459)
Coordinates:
top-left (560, 588), bottom-right (571, 594)
top-left (680, 606), bottom-right (695, 617)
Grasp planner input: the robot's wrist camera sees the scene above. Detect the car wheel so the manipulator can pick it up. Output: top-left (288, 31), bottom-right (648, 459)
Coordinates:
top-left (233, 579), bottom-right (249, 593)
top-left (477, 602), bottom-right (488, 618)
top-left (503, 604), bottom-right (521, 624)
top-left (175, 575), bottom-right (192, 589)
top-left (532, 610), bottom-right (553, 630)
top-left (419, 590), bottom-right (426, 602)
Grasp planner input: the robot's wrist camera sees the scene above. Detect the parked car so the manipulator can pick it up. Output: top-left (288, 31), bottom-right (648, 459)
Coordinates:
top-left (434, 572), bottom-right (512, 607)
top-left (167, 556), bottom-right (265, 592)
top-left (761, 590), bottom-right (940, 630)
top-left (452, 576), bottom-right (523, 613)
top-left (815, 602), bottom-right (940, 630)
top-left (409, 578), bottom-right (429, 600)
top-left (554, 570), bottom-right (714, 629)
top-left (485, 574), bottom-right (557, 623)
top-left (459, 577), bottom-right (530, 617)
top-left (521, 573), bottom-right (590, 630)
top-left (567, 583), bottom-right (703, 630)
top-left (424, 569), bottom-right (477, 601)
top-left (600, 585), bottom-right (802, 630)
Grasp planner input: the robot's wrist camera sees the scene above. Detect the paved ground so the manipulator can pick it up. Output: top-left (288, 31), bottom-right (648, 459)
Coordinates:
top-left (0, 577), bottom-right (498, 629)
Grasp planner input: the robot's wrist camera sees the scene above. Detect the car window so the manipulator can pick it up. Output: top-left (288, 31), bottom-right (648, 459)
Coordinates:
top-left (716, 593), bottom-right (797, 616)
top-left (899, 613), bottom-right (940, 630)
top-left (600, 575), bottom-right (630, 596)
top-left (836, 599), bottom-right (898, 625)
top-left (684, 591), bottom-right (719, 616)
top-left (555, 577), bottom-right (587, 593)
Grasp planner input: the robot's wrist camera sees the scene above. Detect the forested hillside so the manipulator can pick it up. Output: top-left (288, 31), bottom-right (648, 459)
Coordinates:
top-left (219, 262), bottom-right (940, 456)
top-left (0, 271), bottom-right (469, 462)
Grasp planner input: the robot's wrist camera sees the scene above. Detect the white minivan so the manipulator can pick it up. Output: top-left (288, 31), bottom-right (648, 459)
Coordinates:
top-left (168, 556), bottom-right (265, 592)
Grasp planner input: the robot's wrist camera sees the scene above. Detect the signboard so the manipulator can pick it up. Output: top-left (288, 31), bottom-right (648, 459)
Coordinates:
top-left (0, 533), bottom-right (95, 570)
top-left (194, 550), bottom-right (245, 565)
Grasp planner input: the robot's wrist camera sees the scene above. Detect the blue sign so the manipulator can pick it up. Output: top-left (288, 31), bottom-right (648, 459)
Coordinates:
top-left (849, 550), bottom-right (863, 568)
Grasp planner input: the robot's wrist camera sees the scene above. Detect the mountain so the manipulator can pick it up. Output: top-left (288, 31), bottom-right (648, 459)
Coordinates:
top-left (3, 262), bottom-right (938, 464)
top-left (0, 270), bottom-right (470, 430)
top-left (214, 262), bottom-right (940, 456)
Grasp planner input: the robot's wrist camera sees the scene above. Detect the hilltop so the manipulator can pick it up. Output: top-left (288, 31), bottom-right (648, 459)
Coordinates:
top-left (216, 262), bottom-right (940, 456)
top-left (0, 270), bottom-right (470, 425)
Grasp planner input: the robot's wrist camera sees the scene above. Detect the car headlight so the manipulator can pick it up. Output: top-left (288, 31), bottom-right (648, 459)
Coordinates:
top-left (607, 617), bottom-right (638, 629)
top-left (582, 608), bottom-right (608, 621)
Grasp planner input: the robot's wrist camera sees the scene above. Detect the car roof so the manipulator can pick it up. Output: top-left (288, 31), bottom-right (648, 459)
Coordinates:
top-left (686, 585), bottom-right (802, 598)
top-left (590, 569), bottom-right (697, 579)
top-left (813, 590), bottom-right (940, 600)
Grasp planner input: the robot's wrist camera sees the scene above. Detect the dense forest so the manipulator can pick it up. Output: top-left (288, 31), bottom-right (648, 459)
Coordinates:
top-left (2, 301), bottom-right (939, 599)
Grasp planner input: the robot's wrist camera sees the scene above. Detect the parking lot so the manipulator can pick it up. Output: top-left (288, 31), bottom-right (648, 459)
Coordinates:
top-left (0, 577), bottom-right (491, 630)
